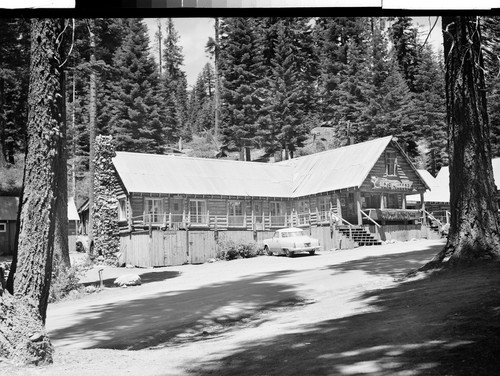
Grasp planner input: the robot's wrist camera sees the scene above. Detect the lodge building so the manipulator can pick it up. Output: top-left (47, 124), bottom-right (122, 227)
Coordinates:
top-left (112, 136), bottom-right (435, 266)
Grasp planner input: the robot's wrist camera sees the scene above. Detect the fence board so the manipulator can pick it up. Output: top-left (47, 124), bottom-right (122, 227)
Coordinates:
top-left (163, 231), bottom-right (188, 266)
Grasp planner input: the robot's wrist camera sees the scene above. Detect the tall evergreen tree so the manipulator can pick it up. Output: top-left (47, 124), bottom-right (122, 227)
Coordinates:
top-left (103, 18), bottom-right (165, 153)
top-left (423, 16), bottom-right (500, 268)
top-left (314, 17), bottom-right (367, 128)
top-left (411, 44), bottom-right (447, 173)
top-left (162, 18), bottom-right (189, 142)
top-left (388, 17), bottom-right (420, 92)
top-left (218, 18), bottom-right (267, 156)
top-left (259, 18), bottom-right (318, 158)
top-left (0, 18), bottom-right (30, 165)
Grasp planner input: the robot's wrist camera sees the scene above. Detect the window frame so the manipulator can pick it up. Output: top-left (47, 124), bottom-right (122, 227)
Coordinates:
top-left (118, 198), bottom-right (128, 221)
top-left (385, 151), bottom-right (398, 176)
top-left (189, 199), bottom-right (207, 224)
top-left (0, 223), bottom-right (6, 232)
top-left (144, 197), bottom-right (163, 224)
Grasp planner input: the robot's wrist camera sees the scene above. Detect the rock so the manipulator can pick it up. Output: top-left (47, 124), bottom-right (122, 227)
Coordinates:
top-left (114, 274), bottom-right (142, 287)
top-left (208, 258), bottom-right (216, 263)
top-left (29, 332), bottom-right (44, 342)
top-left (126, 263), bottom-right (135, 269)
top-left (85, 285), bottom-right (98, 294)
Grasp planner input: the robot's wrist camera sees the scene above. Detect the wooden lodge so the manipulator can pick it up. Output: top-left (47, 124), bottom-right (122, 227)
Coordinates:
top-left (112, 136), bottom-right (437, 267)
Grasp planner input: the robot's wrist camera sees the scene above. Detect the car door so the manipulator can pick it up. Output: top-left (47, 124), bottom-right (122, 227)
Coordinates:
top-left (270, 231), bottom-right (279, 252)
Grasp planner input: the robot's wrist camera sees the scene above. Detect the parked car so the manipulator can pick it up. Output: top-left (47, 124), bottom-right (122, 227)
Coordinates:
top-left (263, 227), bottom-right (320, 257)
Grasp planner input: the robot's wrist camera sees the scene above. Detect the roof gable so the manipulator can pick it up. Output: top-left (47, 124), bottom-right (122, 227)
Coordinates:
top-left (279, 136), bottom-right (394, 197)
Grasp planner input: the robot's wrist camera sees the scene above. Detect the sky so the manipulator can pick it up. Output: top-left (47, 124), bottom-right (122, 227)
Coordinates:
top-left (144, 18), bottom-right (214, 88)
top-left (145, 17), bottom-right (443, 89)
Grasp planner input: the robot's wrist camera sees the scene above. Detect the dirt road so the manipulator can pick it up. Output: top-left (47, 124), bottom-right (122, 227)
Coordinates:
top-left (8, 239), bottom-right (500, 375)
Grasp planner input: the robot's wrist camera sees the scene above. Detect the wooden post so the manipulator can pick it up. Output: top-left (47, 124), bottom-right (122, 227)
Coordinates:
top-left (336, 196), bottom-right (342, 218)
top-left (355, 191), bottom-right (362, 226)
top-left (420, 193), bottom-right (426, 225)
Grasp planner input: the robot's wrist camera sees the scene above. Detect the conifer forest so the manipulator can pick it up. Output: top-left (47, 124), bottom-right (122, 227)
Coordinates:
top-left (2, 17), bottom-right (500, 207)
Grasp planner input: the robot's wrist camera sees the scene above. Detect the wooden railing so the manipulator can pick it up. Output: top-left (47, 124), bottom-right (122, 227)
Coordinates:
top-left (127, 209), bottom-right (338, 232)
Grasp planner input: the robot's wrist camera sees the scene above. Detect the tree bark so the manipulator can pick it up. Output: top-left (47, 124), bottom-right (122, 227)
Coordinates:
top-left (88, 19), bottom-right (96, 254)
top-left (432, 16), bottom-right (500, 266)
top-left (0, 18), bottom-right (66, 365)
top-left (53, 69), bottom-right (70, 269)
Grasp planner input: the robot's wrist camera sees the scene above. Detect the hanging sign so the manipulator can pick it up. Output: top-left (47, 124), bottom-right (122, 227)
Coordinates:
top-left (371, 176), bottom-right (414, 191)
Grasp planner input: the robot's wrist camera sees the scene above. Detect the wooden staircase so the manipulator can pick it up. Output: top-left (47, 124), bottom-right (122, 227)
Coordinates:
top-left (337, 225), bottom-right (382, 246)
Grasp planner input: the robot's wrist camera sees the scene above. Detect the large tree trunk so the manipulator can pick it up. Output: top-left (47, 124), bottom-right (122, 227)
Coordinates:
top-left (428, 16), bottom-right (500, 267)
top-left (0, 18), bottom-right (66, 365)
top-left (54, 70), bottom-right (70, 269)
top-left (88, 19), bottom-right (96, 255)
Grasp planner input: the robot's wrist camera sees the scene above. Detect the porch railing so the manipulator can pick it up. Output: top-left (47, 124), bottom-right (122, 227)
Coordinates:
top-left (128, 208), bottom-right (351, 232)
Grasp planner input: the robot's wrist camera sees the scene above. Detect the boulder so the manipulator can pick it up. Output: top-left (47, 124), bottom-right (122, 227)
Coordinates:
top-left (114, 274), bottom-right (142, 287)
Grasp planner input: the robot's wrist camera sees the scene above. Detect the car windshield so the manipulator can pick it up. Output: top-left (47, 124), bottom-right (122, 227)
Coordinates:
top-left (281, 231), bottom-right (304, 237)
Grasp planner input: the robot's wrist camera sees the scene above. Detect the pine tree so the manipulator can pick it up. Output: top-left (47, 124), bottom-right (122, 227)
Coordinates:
top-left (314, 17), bottom-right (367, 128)
top-left (411, 44), bottom-right (447, 173)
top-left (104, 18), bottom-right (165, 153)
top-left (259, 18), bottom-right (318, 158)
top-left (388, 17), bottom-right (420, 92)
top-left (162, 18), bottom-right (189, 142)
top-left (218, 18), bottom-right (267, 156)
top-left (0, 18), bottom-right (30, 165)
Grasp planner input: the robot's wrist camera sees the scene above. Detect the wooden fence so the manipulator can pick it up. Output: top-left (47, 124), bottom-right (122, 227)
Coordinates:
top-left (120, 223), bottom-right (431, 267)
top-left (119, 226), bottom-right (349, 267)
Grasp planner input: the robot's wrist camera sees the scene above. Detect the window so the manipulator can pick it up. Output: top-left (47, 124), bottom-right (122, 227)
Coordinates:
top-left (385, 151), bottom-right (398, 176)
top-left (0, 223), bottom-right (6, 232)
top-left (145, 198), bottom-right (163, 223)
top-left (317, 197), bottom-right (330, 213)
top-left (190, 199), bottom-right (207, 224)
top-left (228, 200), bottom-right (244, 226)
top-left (270, 201), bottom-right (286, 227)
top-left (298, 200), bottom-right (310, 214)
top-left (118, 199), bottom-right (127, 221)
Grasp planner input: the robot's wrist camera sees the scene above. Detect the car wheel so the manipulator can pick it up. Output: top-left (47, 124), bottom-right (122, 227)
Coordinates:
top-left (309, 250), bottom-right (315, 255)
top-left (265, 246), bottom-right (273, 256)
top-left (285, 249), bottom-right (293, 257)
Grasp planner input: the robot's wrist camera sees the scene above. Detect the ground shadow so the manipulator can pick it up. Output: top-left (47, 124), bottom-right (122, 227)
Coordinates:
top-left (186, 262), bottom-right (500, 376)
top-left (49, 269), bottom-right (304, 350)
top-left (326, 242), bottom-right (445, 278)
top-left (83, 270), bottom-right (181, 288)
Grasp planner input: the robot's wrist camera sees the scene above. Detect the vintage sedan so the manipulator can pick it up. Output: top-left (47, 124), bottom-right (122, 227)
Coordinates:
top-left (263, 227), bottom-right (320, 257)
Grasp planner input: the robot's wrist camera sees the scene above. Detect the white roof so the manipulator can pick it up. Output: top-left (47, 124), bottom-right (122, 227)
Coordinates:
top-left (0, 196), bottom-right (80, 221)
top-left (113, 152), bottom-right (293, 198)
top-left (278, 136), bottom-right (394, 196)
top-left (113, 136), bottom-right (417, 199)
top-left (408, 157), bottom-right (500, 204)
top-left (68, 197), bottom-right (80, 221)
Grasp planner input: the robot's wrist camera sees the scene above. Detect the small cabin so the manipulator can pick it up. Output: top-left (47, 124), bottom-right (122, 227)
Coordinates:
top-left (0, 196), bottom-right (80, 255)
top-left (0, 197), bottom-right (18, 256)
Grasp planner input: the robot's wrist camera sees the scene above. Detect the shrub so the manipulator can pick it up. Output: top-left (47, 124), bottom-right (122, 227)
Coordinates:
top-left (216, 239), bottom-right (258, 261)
top-left (49, 259), bottom-right (92, 303)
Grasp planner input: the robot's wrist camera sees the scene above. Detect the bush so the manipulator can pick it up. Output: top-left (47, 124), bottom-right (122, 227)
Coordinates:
top-left (216, 239), bottom-right (259, 261)
top-left (49, 260), bottom-right (91, 303)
